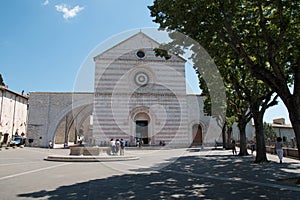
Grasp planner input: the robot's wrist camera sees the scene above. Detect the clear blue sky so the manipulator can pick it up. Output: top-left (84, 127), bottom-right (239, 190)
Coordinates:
top-left (0, 0), bottom-right (290, 124)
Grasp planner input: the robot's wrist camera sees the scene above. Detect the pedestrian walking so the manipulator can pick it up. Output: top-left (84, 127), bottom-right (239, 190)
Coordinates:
top-left (275, 137), bottom-right (283, 163)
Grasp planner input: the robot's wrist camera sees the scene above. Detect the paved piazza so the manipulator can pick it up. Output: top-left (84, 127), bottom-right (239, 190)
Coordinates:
top-left (0, 147), bottom-right (300, 199)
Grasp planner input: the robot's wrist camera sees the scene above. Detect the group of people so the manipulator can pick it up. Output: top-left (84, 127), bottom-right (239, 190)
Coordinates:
top-left (110, 138), bottom-right (126, 156)
top-left (159, 141), bottom-right (166, 146)
top-left (136, 138), bottom-right (143, 148)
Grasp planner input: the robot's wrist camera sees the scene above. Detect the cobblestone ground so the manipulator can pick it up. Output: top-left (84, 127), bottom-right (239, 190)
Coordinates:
top-left (0, 147), bottom-right (299, 199)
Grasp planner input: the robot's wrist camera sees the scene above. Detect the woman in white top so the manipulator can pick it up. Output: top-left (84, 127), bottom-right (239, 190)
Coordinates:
top-left (110, 139), bottom-right (116, 155)
top-left (275, 137), bottom-right (283, 163)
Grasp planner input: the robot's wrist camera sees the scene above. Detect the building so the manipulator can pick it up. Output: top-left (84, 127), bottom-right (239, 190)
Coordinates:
top-left (27, 93), bottom-right (93, 147)
top-left (232, 117), bottom-right (295, 146)
top-left (0, 86), bottom-right (28, 145)
top-left (271, 118), bottom-right (295, 143)
top-left (27, 32), bottom-right (221, 148)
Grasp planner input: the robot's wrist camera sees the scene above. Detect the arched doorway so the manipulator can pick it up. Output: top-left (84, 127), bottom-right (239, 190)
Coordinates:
top-left (192, 124), bottom-right (203, 144)
top-left (135, 112), bottom-right (150, 145)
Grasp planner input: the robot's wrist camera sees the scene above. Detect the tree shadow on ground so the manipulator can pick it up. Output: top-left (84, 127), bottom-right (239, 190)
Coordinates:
top-left (18, 152), bottom-right (300, 199)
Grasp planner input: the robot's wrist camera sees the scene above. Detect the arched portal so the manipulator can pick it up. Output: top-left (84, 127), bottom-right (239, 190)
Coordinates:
top-left (53, 104), bottom-right (93, 148)
top-left (135, 112), bottom-right (150, 145)
top-left (192, 124), bottom-right (203, 144)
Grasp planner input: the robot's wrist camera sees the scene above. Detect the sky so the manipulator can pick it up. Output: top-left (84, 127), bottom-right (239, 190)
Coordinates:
top-left (0, 0), bottom-right (291, 124)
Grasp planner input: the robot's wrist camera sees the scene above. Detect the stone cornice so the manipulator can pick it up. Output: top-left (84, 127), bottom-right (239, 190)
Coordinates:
top-left (94, 93), bottom-right (187, 97)
top-left (95, 58), bottom-right (185, 64)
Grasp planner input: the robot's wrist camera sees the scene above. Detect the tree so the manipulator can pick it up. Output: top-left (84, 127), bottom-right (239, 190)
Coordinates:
top-left (228, 87), bottom-right (252, 156)
top-left (196, 66), bottom-right (228, 148)
top-left (151, 10), bottom-right (278, 161)
top-left (224, 115), bottom-right (237, 149)
top-left (199, 62), bottom-right (252, 155)
top-left (149, 0), bottom-right (300, 158)
top-left (225, 58), bottom-right (278, 161)
top-left (248, 84), bottom-right (278, 162)
top-left (0, 74), bottom-right (4, 86)
top-left (154, 34), bottom-right (227, 148)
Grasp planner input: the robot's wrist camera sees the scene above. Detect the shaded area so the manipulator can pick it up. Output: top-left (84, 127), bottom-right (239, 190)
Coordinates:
top-left (18, 153), bottom-right (300, 199)
top-left (279, 177), bottom-right (300, 185)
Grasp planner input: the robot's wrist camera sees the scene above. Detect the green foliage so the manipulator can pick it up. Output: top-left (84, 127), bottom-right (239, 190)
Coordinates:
top-left (149, 0), bottom-right (290, 159)
top-left (263, 122), bottom-right (277, 142)
top-left (283, 136), bottom-right (287, 142)
top-left (153, 48), bottom-right (172, 60)
top-left (149, 0), bottom-right (299, 97)
top-left (149, 0), bottom-right (283, 114)
top-left (0, 74), bottom-right (4, 86)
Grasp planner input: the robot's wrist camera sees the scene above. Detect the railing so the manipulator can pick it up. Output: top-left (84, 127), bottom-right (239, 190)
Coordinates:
top-left (265, 146), bottom-right (299, 159)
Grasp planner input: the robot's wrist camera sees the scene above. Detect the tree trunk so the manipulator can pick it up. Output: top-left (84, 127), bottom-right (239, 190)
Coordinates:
top-left (252, 111), bottom-right (268, 163)
top-left (268, 75), bottom-right (300, 158)
top-left (226, 126), bottom-right (232, 149)
top-left (222, 122), bottom-right (227, 149)
top-left (278, 94), bottom-right (300, 159)
top-left (288, 104), bottom-right (300, 158)
top-left (238, 120), bottom-right (249, 156)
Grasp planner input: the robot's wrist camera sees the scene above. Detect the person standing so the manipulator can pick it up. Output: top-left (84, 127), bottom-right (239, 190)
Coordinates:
top-left (115, 139), bottom-right (120, 155)
top-left (110, 139), bottom-right (116, 155)
top-left (120, 139), bottom-right (125, 156)
top-left (275, 137), bottom-right (283, 163)
top-left (232, 140), bottom-right (237, 155)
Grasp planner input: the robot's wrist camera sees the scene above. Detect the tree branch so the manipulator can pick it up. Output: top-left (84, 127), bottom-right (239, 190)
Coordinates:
top-left (257, 0), bottom-right (286, 83)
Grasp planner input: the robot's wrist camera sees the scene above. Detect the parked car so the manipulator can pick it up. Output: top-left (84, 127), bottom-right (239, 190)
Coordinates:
top-left (10, 137), bottom-right (26, 147)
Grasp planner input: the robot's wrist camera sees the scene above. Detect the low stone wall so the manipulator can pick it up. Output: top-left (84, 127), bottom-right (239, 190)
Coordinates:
top-left (70, 147), bottom-right (109, 156)
top-left (266, 146), bottom-right (299, 159)
top-left (285, 148), bottom-right (299, 158)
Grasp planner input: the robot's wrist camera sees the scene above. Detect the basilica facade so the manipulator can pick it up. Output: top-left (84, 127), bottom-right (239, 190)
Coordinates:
top-left (27, 32), bottom-right (216, 148)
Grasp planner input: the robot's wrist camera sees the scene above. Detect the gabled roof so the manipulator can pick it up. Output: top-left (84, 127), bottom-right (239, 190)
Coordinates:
top-left (93, 31), bottom-right (186, 62)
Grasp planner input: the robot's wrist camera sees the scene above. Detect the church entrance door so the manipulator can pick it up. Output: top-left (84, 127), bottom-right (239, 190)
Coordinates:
top-left (136, 120), bottom-right (149, 145)
top-left (192, 124), bottom-right (202, 144)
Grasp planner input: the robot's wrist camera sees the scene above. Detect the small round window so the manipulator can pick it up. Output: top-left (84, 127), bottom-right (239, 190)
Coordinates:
top-left (136, 50), bottom-right (145, 59)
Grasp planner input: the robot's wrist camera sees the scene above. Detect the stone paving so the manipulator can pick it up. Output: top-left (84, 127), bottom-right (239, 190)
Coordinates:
top-left (0, 146), bottom-right (299, 199)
